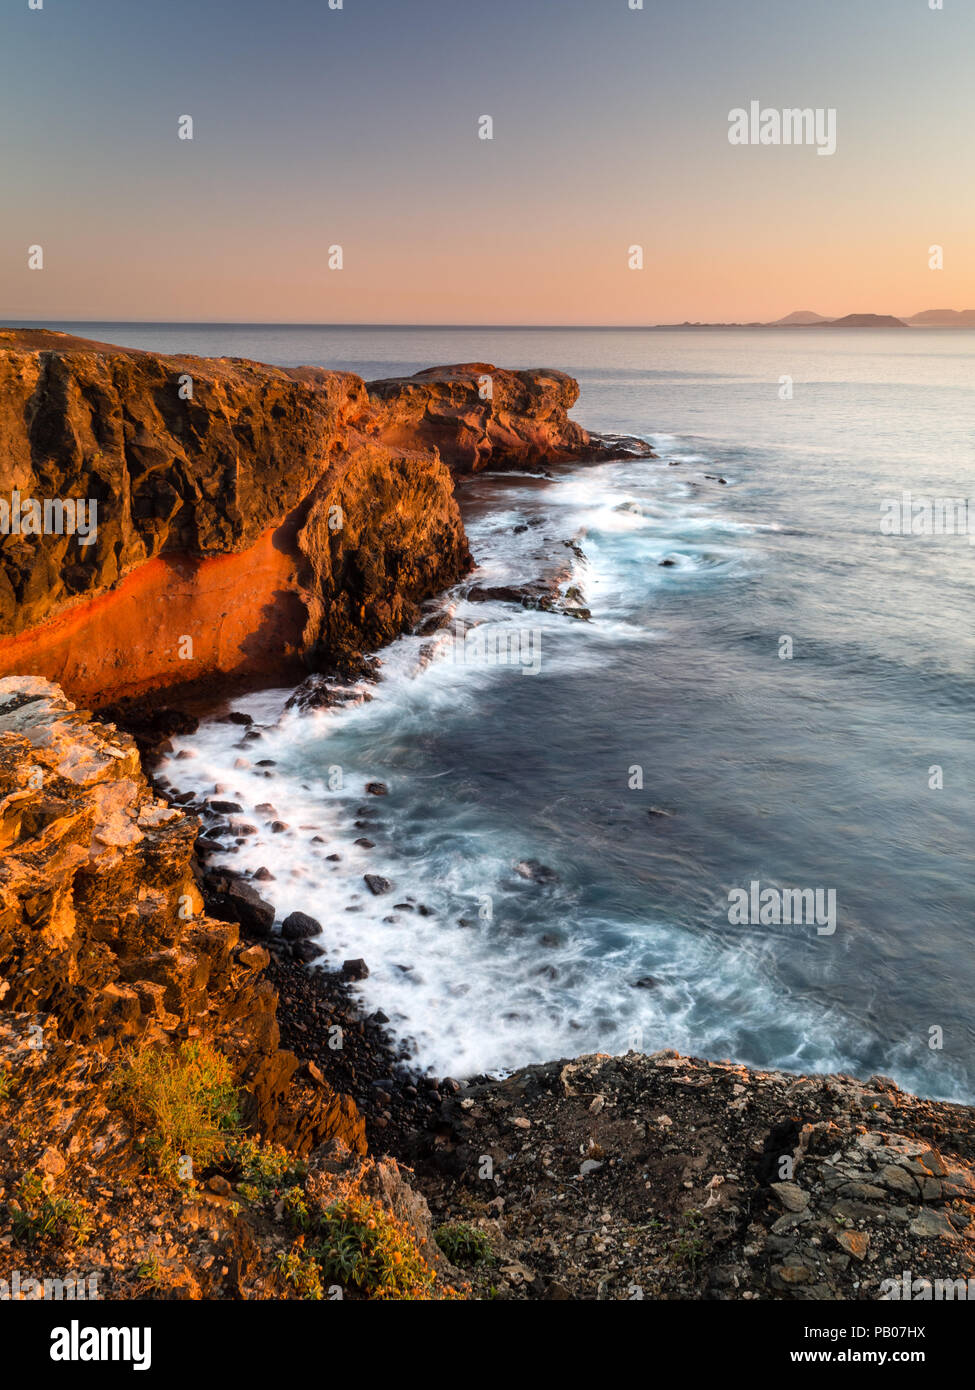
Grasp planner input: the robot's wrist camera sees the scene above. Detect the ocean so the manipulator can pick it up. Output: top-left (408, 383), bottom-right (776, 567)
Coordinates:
top-left (32, 323), bottom-right (975, 1100)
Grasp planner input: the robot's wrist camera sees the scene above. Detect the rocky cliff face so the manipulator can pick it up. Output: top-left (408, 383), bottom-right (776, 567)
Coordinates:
top-left (0, 676), bottom-right (362, 1156)
top-left (0, 332), bottom-right (602, 706)
top-left (368, 363), bottom-right (592, 472)
top-left (0, 674), bottom-right (471, 1300)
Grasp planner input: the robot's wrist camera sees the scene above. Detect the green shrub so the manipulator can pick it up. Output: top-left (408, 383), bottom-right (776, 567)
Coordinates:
top-left (276, 1248), bottom-right (324, 1300)
top-left (112, 1041), bottom-right (240, 1180)
top-left (135, 1256), bottom-right (163, 1286)
top-left (11, 1171), bottom-right (92, 1248)
top-left (434, 1222), bottom-right (493, 1267)
top-left (313, 1194), bottom-right (443, 1300)
top-left (226, 1137), bottom-right (306, 1205)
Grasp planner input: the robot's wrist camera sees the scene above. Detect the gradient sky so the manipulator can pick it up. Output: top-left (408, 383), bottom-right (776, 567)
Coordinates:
top-left (2, 0), bottom-right (973, 325)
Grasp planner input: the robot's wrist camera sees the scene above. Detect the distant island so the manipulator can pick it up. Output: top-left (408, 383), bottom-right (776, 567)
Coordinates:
top-left (906, 308), bottom-right (975, 326)
top-left (813, 313), bottom-right (908, 329)
top-left (652, 308), bottom-right (975, 329)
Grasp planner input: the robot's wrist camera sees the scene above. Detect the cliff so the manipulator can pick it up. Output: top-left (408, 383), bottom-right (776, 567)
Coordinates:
top-left (0, 676), bottom-right (361, 1156)
top-left (368, 363), bottom-right (592, 471)
top-left (0, 675), bottom-right (467, 1299)
top-left (0, 331), bottom-right (602, 706)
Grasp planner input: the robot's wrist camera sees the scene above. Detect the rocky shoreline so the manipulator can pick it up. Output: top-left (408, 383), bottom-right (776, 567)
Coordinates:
top-left (2, 682), bottom-right (973, 1303)
top-left (4, 662), bottom-right (975, 1304)
top-left (99, 687), bottom-right (975, 1302)
top-left (127, 690), bottom-right (480, 1158)
top-left (2, 332), bottom-right (974, 1302)
top-left (0, 329), bottom-right (636, 706)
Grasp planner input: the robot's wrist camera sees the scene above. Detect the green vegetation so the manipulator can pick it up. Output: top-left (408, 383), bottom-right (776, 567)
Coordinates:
top-left (276, 1248), bottom-right (324, 1301)
top-left (282, 1184), bottom-right (312, 1231)
top-left (669, 1209), bottom-right (706, 1269)
top-left (135, 1255), bottom-right (163, 1287)
top-left (112, 1041), bottom-right (240, 1180)
top-left (227, 1136), bottom-right (306, 1205)
top-left (434, 1221), bottom-right (494, 1267)
top-left (313, 1194), bottom-right (444, 1300)
top-left (11, 1170), bottom-right (92, 1248)
top-left (229, 1141), bottom-right (460, 1299)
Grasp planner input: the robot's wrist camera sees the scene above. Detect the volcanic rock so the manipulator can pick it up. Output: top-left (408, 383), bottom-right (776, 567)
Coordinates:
top-left (281, 910), bottom-right (323, 941)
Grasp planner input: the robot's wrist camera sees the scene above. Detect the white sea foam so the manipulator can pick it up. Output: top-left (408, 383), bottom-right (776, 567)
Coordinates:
top-left (158, 440), bottom-right (970, 1100)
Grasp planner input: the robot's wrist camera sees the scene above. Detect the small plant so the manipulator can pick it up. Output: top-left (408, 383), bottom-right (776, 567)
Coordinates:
top-left (276, 1248), bottom-right (324, 1301)
top-left (669, 1209), bottom-right (706, 1269)
top-left (434, 1222), bottom-right (493, 1268)
top-left (136, 1255), bottom-right (163, 1286)
top-left (112, 1041), bottom-right (240, 1180)
top-left (10, 1171), bottom-right (92, 1248)
top-left (282, 1184), bottom-right (312, 1231)
top-left (313, 1194), bottom-right (444, 1300)
top-left (227, 1137), bottom-right (306, 1205)
top-left (0, 1068), bottom-right (15, 1101)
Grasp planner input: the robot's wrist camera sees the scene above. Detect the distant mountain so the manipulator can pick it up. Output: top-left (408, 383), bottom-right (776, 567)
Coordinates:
top-left (651, 311), bottom-right (914, 330)
top-left (773, 310), bottom-right (830, 325)
top-left (814, 313), bottom-right (908, 328)
top-left (907, 308), bottom-right (975, 326)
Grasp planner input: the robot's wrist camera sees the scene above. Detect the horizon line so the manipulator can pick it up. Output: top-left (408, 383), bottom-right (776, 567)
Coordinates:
top-left (7, 316), bottom-right (975, 332)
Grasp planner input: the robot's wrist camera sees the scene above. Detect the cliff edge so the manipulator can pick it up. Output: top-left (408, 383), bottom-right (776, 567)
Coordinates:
top-left (0, 676), bottom-right (465, 1300)
top-left (0, 331), bottom-right (602, 706)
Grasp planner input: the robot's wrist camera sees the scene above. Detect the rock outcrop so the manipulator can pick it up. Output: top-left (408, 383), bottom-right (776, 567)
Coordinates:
top-left (0, 676), bottom-right (362, 1156)
top-left (0, 332), bottom-right (613, 706)
top-left (0, 331), bottom-right (473, 704)
top-left (0, 675), bottom-right (472, 1300)
top-left (368, 363), bottom-right (592, 472)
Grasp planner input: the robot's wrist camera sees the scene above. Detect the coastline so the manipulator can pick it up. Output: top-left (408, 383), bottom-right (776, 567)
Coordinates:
top-left (3, 678), bottom-right (974, 1300)
top-left (2, 333), bottom-right (974, 1302)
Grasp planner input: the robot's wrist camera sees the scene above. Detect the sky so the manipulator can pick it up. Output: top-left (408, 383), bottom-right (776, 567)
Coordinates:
top-left (1, 0), bottom-right (973, 325)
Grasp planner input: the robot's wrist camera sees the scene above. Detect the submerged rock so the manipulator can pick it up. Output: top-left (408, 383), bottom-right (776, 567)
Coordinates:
top-left (285, 673), bottom-right (377, 714)
top-left (514, 859), bottom-right (560, 884)
top-left (291, 939), bottom-right (326, 964)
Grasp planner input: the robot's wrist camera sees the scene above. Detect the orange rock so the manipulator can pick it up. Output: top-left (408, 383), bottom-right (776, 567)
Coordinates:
top-left (836, 1229), bottom-right (870, 1260)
